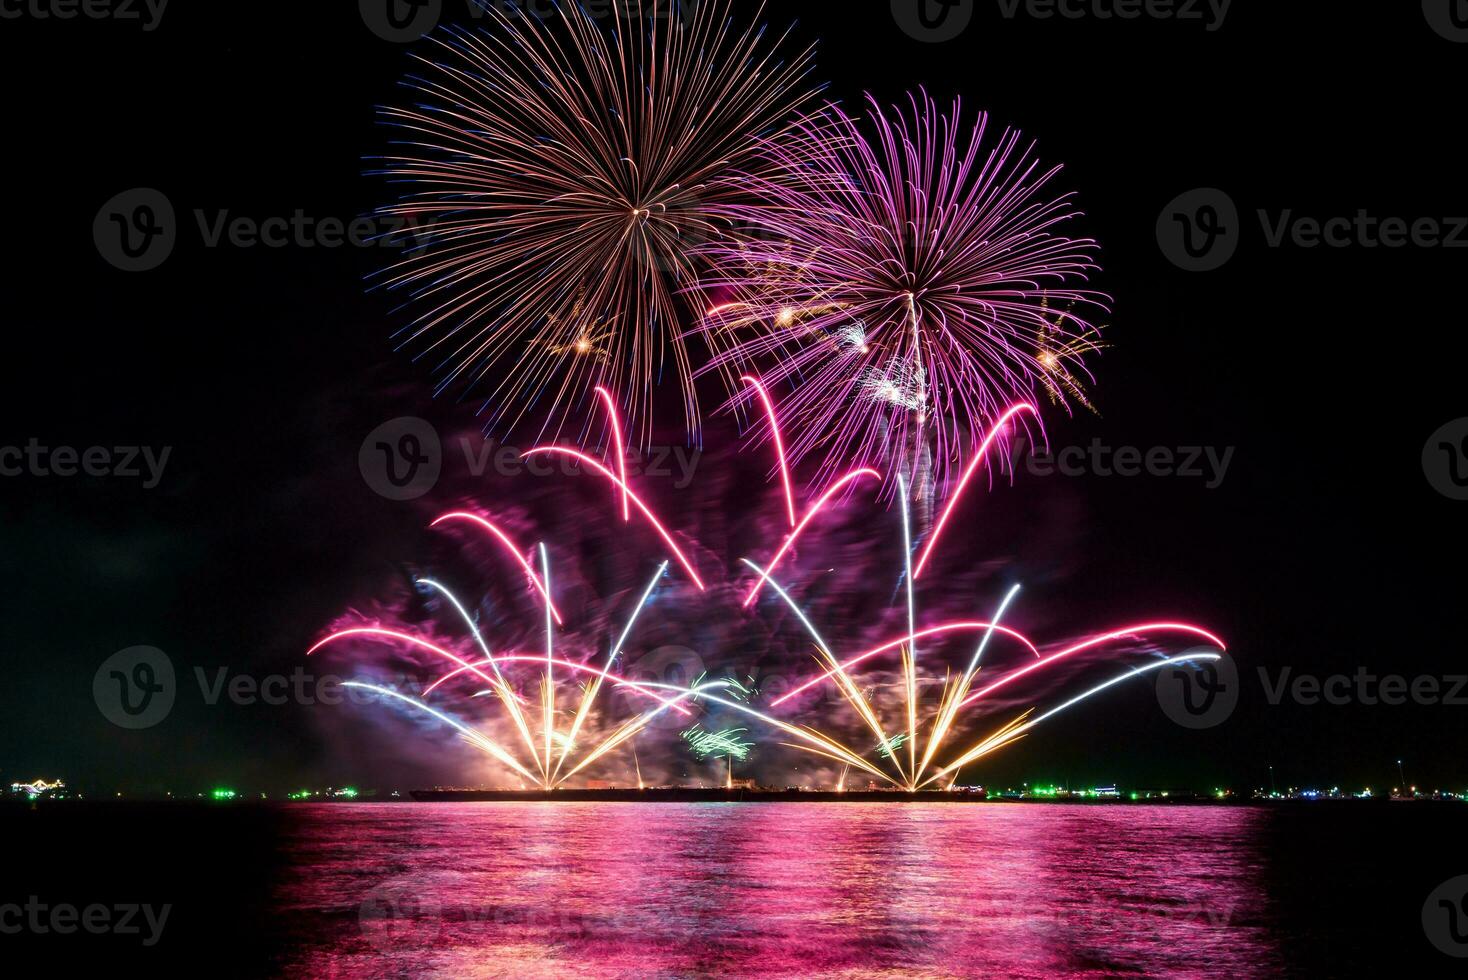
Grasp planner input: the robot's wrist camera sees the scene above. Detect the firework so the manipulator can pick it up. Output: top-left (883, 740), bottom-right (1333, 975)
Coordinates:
top-left (371, 0), bottom-right (818, 444)
top-left (310, 398), bottom-right (1224, 792)
top-left (682, 725), bottom-right (755, 762)
top-left (699, 91), bottom-right (1106, 495)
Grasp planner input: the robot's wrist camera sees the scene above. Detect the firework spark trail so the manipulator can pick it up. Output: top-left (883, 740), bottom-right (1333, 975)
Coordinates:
top-left (557, 562), bottom-right (668, 778)
top-left (770, 622), bottom-right (1041, 707)
top-left (697, 92), bottom-right (1104, 495)
top-left (914, 403), bottom-right (1039, 580)
top-left (742, 467), bottom-right (882, 607)
top-left (422, 656), bottom-right (692, 716)
top-left (682, 690), bottom-right (894, 784)
top-left (417, 577), bottom-right (540, 762)
top-left (430, 513), bottom-right (564, 624)
top-left (371, 0), bottom-right (818, 445)
top-left (922, 654), bottom-right (1225, 786)
top-left (310, 631), bottom-right (691, 716)
top-left (540, 544), bottom-right (555, 780)
top-left (593, 385), bottom-right (631, 522)
top-left (915, 584), bottom-right (1022, 785)
top-left (342, 682), bottom-right (540, 783)
top-left (741, 557), bottom-right (908, 784)
top-left (739, 375), bottom-right (797, 528)
top-left (898, 475), bottom-right (919, 779)
top-left (959, 624), bottom-right (1228, 709)
top-left (557, 681), bottom-right (732, 784)
top-left (521, 448), bottom-right (705, 589)
top-left (682, 725), bottom-right (755, 762)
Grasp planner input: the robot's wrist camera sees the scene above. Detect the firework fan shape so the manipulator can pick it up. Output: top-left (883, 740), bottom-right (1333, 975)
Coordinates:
top-left (308, 393), bottom-right (1226, 793)
top-left (372, 0), bottom-right (818, 445)
top-left (698, 91), bottom-right (1107, 495)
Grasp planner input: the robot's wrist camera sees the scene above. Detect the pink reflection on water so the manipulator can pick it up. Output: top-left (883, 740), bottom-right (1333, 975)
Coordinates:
top-left (274, 803), bottom-right (1279, 977)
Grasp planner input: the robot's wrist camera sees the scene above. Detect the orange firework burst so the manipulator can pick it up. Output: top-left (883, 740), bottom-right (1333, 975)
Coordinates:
top-left (371, 0), bottom-right (818, 444)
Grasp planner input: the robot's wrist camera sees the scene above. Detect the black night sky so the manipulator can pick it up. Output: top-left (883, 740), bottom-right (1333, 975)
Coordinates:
top-left (2, 2), bottom-right (1466, 800)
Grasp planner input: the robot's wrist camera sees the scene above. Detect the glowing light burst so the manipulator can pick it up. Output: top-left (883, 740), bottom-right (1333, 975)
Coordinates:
top-left (697, 91), bottom-right (1106, 495)
top-left (430, 512), bottom-right (564, 624)
top-left (682, 725), bottom-right (755, 762)
top-left (312, 400), bottom-right (1224, 792)
top-left (370, 0), bottom-right (818, 444)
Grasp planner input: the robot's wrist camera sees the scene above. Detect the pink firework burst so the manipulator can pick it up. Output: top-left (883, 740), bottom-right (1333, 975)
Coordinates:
top-left (697, 90), bottom-right (1108, 496)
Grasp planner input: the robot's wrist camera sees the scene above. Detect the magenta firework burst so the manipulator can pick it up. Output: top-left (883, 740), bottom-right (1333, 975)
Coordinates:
top-left (371, 0), bottom-right (817, 445)
top-left (698, 91), bottom-right (1108, 495)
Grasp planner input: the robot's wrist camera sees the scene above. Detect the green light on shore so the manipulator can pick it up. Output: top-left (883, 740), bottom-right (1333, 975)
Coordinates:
top-left (211, 788), bottom-right (238, 801)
